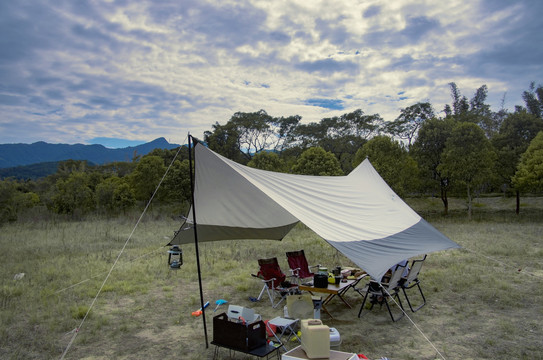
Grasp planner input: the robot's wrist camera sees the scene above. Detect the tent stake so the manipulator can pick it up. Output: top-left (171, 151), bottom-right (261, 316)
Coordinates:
top-left (188, 134), bottom-right (208, 348)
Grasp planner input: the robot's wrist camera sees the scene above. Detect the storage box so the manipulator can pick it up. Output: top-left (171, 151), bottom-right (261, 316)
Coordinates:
top-left (212, 313), bottom-right (266, 351)
top-left (300, 319), bottom-right (329, 359)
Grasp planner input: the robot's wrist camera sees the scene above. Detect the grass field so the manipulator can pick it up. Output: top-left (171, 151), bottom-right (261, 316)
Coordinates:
top-left (1, 198), bottom-right (542, 359)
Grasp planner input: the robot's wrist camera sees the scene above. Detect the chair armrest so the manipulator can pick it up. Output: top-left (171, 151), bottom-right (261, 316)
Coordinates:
top-left (309, 264), bottom-right (321, 271)
top-left (289, 268), bottom-right (301, 277)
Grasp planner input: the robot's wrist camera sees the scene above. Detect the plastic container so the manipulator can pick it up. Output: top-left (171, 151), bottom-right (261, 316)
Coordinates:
top-left (329, 327), bottom-right (341, 348)
top-left (300, 319), bottom-right (330, 359)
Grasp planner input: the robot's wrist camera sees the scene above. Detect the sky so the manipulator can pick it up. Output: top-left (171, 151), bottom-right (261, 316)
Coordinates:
top-left (1, 0), bottom-right (542, 148)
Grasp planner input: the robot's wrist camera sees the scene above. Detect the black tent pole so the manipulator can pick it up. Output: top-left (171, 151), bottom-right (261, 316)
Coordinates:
top-left (188, 134), bottom-right (209, 348)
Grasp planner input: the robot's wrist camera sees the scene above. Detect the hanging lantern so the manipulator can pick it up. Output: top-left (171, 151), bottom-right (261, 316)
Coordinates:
top-left (167, 245), bottom-right (183, 269)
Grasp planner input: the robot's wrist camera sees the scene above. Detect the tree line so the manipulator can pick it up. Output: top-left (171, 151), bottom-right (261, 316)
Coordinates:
top-left (1, 82), bottom-right (542, 224)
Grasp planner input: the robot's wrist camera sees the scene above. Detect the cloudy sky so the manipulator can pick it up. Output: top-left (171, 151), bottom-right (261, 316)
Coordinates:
top-left (1, 0), bottom-right (542, 148)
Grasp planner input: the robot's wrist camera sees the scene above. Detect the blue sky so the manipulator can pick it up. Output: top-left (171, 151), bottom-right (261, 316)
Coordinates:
top-left (1, 0), bottom-right (542, 148)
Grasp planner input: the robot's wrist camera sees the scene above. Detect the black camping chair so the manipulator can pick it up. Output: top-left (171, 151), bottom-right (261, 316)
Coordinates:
top-left (401, 255), bottom-right (427, 312)
top-left (356, 264), bottom-right (406, 322)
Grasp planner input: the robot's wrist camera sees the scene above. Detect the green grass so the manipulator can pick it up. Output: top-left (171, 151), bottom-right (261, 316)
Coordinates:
top-left (0, 201), bottom-right (542, 359)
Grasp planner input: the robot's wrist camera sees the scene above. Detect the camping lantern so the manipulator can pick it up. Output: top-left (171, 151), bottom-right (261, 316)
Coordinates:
top-left (167, 245), bottom-right (183, 269)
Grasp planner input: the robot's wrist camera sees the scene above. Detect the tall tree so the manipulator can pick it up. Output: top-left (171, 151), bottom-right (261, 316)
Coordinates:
top-left (492, 110), bottom-right (543, 213)
top-left (129, 156), bottom-right (166, 201)
top-left (411, 118), bottom-right (456, 214)
top-left (229, 110), bottom-right (275, 161)
top-left (353, 135), bottom-right (419, 196)
top-left (512, 131), bottom-right (543, 193)
top-left (204, 110), bottom-right (300, 163)
top-left (438, 122), bottom-right (496, 218)
top-left (522, 81), bottom-right (543, 118)
top-left (447, 82), bottom-right (469, 118)
top-left (444, 83), bottom-right (496, 137)
top-left (385, 102), bottom-right (434, 147)
top-left (160, 159), bottom-right (191, 205)
top-left (204, 121), bottom-right (244, 163)
top-left (293, 109), bottom-right (382, 173)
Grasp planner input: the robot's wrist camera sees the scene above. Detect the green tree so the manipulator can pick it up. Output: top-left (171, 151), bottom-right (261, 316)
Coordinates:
top-left (293, 109), bottom-right (381, 173)
top-left (112, 182), bottom-right (136, 213)
top-left (438, 122), bottom-right (496, 218)
top-left (97, 161), bottom-right (136, 178)
top-left (96, 176), bottom-right (126, 212)
top-left (385, 102), bottom-right (434, 147)
top-left (353, 136), bottom-right (419, 196)
top-left (147, 147), bottom-right (189, 166)
top-left (512, 131), bottom-right (543, 193)
top-left (492, 110), bottom-right (543, 213)
top-left (444, 82), bottom-right (469, 118)
top-left (247, 151), bottom-right (286, 172)
top-left (0, 179), bottom-right (18, 223)
top-left (411, 117), bottom-right (456, 214)
top-left (522, 82), bottom-right (543, 118)
top-left (291, 147), bottom-right (344, 176)
top-left (129, 156), bottom-right (166, 201)
top-left (444, 83), bottom-right (497, 137)
top-left (52, 172), bottom-right (95, 215)
top-left (229, 109), bottom-right (275, 161)
top-left (161, 159), bottom-right (191, 205)
top-left (204, 110), bottom-right (301, 163)
top-left (204, 121), bottom-right (244, 162)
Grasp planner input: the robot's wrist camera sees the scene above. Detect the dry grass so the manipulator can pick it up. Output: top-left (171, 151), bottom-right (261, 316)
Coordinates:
top-left (1, 202), bottom-right (542, 360)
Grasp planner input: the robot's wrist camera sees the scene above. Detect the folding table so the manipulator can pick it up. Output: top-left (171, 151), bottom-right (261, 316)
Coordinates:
top-left (298, 274), bottom-right (367, 318)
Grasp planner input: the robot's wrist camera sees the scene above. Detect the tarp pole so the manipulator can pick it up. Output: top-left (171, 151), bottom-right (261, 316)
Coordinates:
top-left (188, 134), bottom-right (208, 348)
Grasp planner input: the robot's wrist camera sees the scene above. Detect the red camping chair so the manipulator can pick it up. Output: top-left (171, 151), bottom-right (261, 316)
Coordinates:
top-left (286, 250), bottom-right (321, 284)
top-left (252, 257), bottom-right (298, 308)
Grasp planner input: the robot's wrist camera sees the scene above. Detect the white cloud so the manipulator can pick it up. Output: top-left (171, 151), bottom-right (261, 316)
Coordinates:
top-left (0, 0), bottom-right (541, 146)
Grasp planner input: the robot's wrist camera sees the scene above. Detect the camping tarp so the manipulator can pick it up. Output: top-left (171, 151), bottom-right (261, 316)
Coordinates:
top-left (171, 143), bottom-right (460, 281)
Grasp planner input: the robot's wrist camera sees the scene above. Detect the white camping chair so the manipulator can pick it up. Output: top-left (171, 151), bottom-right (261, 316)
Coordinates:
top-left (401, 255), bottom-right (427, 312)
top-left (356, 263), bottom-right (406, 322)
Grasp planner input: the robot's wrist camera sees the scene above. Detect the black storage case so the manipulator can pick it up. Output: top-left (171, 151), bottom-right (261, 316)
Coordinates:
top-left (212, 313), bottom-right (267, 351)
top-left (314, 273), bottom-right (329, 288)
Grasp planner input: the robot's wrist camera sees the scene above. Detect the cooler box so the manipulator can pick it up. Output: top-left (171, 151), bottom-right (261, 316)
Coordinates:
top-left (300, 319), bottom-right (329, 359)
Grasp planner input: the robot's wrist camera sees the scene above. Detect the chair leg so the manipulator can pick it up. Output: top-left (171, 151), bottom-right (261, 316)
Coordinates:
top-left (257, 285), bottom-right (278, 307)
top-left (402, 282), bottom-right (426, 312)
top-left (272, 293), bottom-right (285, 309)
top-left (257, 284), bottom-right (267, 301)
top-left (357, 290), bottom-right (373, 318)
top-left (384, 292), bottom-right (405, 322)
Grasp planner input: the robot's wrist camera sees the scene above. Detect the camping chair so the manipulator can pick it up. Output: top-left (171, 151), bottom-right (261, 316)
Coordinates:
top-left (252, 257), bottom-right (299, 308)
top-left (401, 255), bottom-right (427, 312)
top-left (355, 264), bottom-right (406, 322)
top-left (226, 304), bottom-right (261, 324)
top-left (286, 250), bottom-right (321, 284)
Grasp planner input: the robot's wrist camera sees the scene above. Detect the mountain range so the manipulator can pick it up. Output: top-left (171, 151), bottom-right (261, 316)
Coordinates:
top-left (0, 137), bottom-right (181, 178)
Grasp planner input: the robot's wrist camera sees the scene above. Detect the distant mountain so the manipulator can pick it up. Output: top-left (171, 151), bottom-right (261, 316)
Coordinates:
top-left (0, 161), bottom-right (77, 180)
top-left (0, 137), bottom-right (181, 169)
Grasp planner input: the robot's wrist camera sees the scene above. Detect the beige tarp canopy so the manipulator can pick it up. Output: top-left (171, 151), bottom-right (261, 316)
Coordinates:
top-left (172, 143), bottom-right (460, 280)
